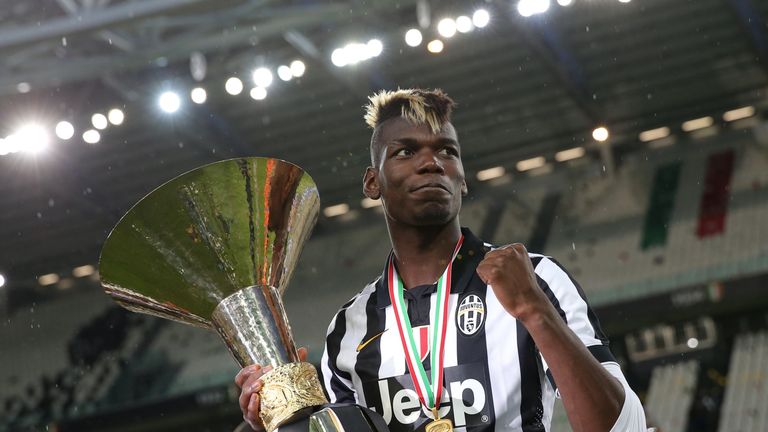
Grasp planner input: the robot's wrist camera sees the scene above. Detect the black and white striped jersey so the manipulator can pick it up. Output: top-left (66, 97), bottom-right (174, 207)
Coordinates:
top-left (319, 228), bottom-right (620, 432)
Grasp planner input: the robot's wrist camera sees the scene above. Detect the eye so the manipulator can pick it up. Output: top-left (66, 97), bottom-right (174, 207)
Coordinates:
top-left (439, 147), bottom-right (459, 156)
top-left (394, 148), bottom-right (414, 157)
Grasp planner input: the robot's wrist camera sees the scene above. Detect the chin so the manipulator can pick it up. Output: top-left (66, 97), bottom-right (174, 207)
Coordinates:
top-left (412, 204), bottom-right (454, 225)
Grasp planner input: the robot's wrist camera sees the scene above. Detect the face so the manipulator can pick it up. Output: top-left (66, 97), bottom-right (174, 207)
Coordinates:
top-left (363, 117), bottom-right (468, 227)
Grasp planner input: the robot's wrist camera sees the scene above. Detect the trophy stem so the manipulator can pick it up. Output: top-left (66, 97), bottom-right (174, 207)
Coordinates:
top-left (211, 285), bottom-right (299, 367)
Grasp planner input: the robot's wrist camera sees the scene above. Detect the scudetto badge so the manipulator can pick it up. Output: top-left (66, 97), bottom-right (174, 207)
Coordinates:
top-left (456, 294), bottom-right (485, 336)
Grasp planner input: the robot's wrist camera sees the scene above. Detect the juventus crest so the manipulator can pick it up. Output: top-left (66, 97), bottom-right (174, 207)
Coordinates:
top-left (456, 294), bottom-right (485, 336)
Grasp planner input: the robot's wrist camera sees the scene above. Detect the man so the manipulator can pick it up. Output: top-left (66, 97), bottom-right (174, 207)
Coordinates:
top-left (236, 89), bottom-right (647, 431)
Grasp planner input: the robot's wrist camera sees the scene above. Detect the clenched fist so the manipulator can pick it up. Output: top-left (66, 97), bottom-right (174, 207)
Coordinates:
top-left (234, 347), bottom-right (309, 431)
top-left (476, 243), bottom-right (549, 321)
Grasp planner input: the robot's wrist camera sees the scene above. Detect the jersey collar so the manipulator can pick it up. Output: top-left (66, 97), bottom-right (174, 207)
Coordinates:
top-left (375, 227), bottom-right (489, 309)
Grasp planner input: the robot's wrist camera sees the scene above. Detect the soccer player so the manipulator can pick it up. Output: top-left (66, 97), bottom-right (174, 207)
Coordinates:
top-left (235, 89), bottom-right (648, 431)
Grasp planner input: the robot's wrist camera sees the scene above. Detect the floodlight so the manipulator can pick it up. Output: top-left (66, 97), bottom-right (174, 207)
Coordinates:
top-left (83, 129), bottom-right (101, 144)
top-left (158, 91), bottom-right (181, 113)
top-left (456, 16), bottom-right (474, 33)
top-left (278, 65), bottom-right (293, 81)
top-left (427, 39), bottom-right (444, 53)
top-left (592, 126), bottom-right (609, 142)
top-left (225, 77), bottom-right (244, 95)
top-left (473, 9), bottom-right (490, 28)
top-left (252, 67), bottom-right (273, 88)
top-left (290, 60), bottom-right (306, 77)
top-left (55, 121), bottom-right (75, 140)
top-left (437, 18), bottom-right (457, 38)
top-left (250, 87), bottom-right (267, 100)
top-left (405, 29), bottom-right (423, 47)
top-left (108, 108), bottom-right (125, 125)
top-left (191, 87), bottom-right (207, 104)
top-left (91, 113), bottom-right (108, 130)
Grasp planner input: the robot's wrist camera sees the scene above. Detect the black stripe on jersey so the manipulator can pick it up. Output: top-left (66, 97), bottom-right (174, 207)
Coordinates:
top-left (535, 274), bottom-right (567, 324)
top-left (588, 345), bottom-right (616, 364)
top-left (457, 274), bottom-right (495, 429)
top-left (323, 297), bottom-right (358, 403)
top-left (354, 290), bottom-right (386, 405)
top-left (516, 321), bottom-right (545, 432)
top-left (548, 258), bottom-right (610, 344)
top-left (545, 346), bottom-right (617, 393)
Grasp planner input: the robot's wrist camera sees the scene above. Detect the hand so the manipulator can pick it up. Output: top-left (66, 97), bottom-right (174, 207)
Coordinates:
top-left (234, 347), bottom-right (309, 431)
top-left (476, 243), bottom-right (549, 321)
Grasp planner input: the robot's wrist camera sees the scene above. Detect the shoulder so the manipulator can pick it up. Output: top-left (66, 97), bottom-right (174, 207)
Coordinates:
top-left (325, 279), bottom-right (379, 332)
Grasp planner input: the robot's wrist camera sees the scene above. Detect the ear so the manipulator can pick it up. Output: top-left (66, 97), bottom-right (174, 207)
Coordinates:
top-left (363, 167), bottom-right (381, 199)
top-left (461, 179), bottom-right (468, 196)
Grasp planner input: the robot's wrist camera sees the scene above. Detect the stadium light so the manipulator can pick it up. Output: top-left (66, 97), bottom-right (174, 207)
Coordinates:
top-left (323, 203), bottom-right (350, 217)
top-left (0, 273), bottom-right (5, 288)
top-left (555, 147), bottom-right (585, 162)
top-left (592, 126), bottom-right (609, 142)
top-left (476, 166), bottom-right (506, 181)
top-left (158, 91), bottom-right (181, 113)
top-left (557, 0), bottom-right (573, 5)
top-left (82, 129), bottom-right (101, 144)
top-left (108, 108), bottom-right (125, 125)
top-left (225, 77), bottom-right (244, 95)
top-left (405, 29), bottom-right (423, 47)
top-left (191, 87), bottom-right (207, 104)
top-left (250, 87), bottom-right (267, 100)
top-left (38, 273), bottom-right (60, 286)
top-left (361, 197), bottom-right (382, 208)
top-left (456, 16), bottom-right (474, 33)
top-left (290, 60), bottom-right (306, 77)
top-left (723, 106), bottom-right (755, 122)
top-left (638, 127), bottom-right (671, 142)
top-left (518, 0), bottom-right (550, 18)
top-left (367, 39), bottom-right (383, 57)
top-left (72, 264), bottom-right (95, 278)
top-left (427, 39), bottom-right (444, 53)
top-left (252, 67), bottom-right (273, 88)
top-left (277, 65), bottom-right (293, 81)
top-left (331, 48), bottom-right (348, 67)
top-left (437, 18), bottom-right (457, 38)
top-left (682, 116), bottom-right (714, 132)
top-left (472, 9), bottom-right (490, 28)
top-left (517, 156), bottom-right (546, 171)
top-left (15, 124), bottom-right (49, 154)
top-left (91, 113), bottom-right (108, 130)
top-left (55, 121), bottom-right (75, 140)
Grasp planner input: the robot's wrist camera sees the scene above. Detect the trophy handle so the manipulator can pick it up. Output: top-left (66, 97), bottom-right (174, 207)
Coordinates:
top-left (211, 285), bottom-right (299, 367)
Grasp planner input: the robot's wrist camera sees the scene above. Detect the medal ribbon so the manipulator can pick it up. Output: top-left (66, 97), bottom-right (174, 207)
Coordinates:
top-left (387, 235), bottom-right (464, 414)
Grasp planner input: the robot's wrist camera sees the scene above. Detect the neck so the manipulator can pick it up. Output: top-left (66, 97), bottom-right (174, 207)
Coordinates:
top-left (387, 220), bottom-right (462, 289)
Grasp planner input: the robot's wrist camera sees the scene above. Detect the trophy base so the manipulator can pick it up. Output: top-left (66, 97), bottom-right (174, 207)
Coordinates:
top-left (259, 362), bottom-right (329, 432)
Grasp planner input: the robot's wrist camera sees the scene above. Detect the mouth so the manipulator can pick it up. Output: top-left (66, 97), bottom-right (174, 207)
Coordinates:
top-left (412, 182), bottom-right (451, 193)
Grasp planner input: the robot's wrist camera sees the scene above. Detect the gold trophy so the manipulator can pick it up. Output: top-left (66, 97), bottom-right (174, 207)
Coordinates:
top-left (99, 157), bottom-right (328, 432)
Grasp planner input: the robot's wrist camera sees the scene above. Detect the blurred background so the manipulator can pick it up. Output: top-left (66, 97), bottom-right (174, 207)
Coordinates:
top-left (1, 0), bottom-right (768, 430)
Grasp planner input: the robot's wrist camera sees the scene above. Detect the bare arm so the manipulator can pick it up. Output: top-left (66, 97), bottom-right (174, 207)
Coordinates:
top-left (477, 244), bottom-right (637, 432)
top-left (520, 301), bottom-right (623, 431)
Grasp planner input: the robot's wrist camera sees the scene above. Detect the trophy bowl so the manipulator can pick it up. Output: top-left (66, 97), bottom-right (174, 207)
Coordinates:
top-left (99, 157), bottom-right (326, 431)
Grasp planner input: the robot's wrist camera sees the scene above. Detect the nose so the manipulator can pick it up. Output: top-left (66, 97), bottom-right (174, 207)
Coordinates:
top-left (415, 149), bottom-right (444, 174)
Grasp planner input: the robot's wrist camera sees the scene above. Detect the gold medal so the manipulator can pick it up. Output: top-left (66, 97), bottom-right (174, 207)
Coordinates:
top-left (425, 418), bottom-right (453, 432)
top-left (424, 408), bottom-right (453, 432)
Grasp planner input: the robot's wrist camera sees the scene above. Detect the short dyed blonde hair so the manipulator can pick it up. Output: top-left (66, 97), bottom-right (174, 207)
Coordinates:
top-left (364, 88), bottom-right (455, 134)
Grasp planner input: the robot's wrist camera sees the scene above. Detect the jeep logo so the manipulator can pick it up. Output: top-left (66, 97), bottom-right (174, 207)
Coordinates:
top-left (363, 363), bottom-right (493, 431)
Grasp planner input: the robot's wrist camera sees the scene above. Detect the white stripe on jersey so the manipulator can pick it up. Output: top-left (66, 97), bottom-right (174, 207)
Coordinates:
top-left (532, 255), bottom-right (602, 347)
top-left (379, 299), bottom-right (407, 379)
top-left (484, 284), bottom-right (524, 430)
top-left (321, 314), bottom-right (355, 402)
top-left (321, 282), bottom-right (376, 403)
top-left (337, 283), bottom-right (377, 406)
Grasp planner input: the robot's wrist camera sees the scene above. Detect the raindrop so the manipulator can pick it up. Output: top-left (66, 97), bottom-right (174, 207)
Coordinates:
top-left (36, 212), bottom-right (42, 219)
top-left (48, 198), bottom-right (55, 207)
top-left (62, 37), bottom-right (67, 46)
